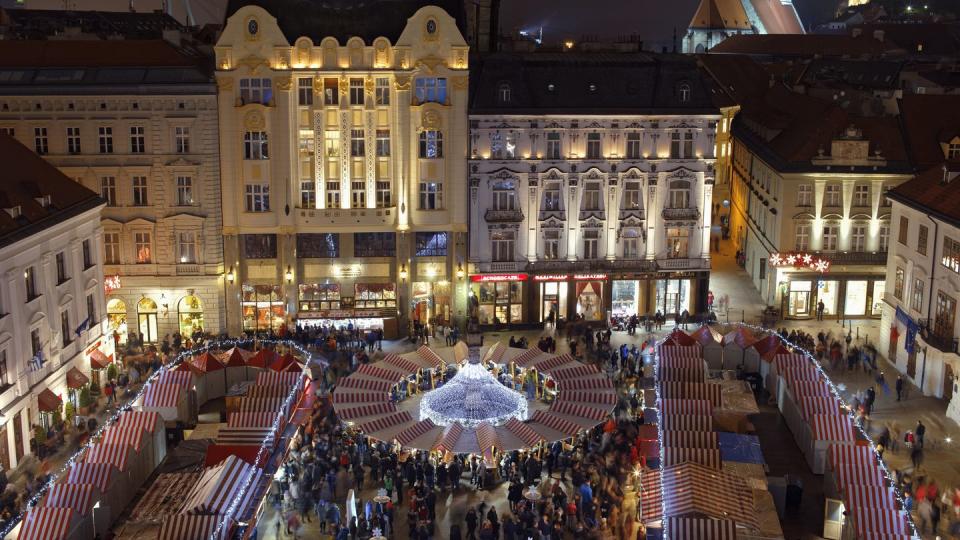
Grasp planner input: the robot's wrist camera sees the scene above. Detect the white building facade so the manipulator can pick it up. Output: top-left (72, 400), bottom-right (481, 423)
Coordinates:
top-left (215, 5), bottom-right (469, 337)
top-left (468, 55), bottom-right (723, 325)
top-left (0, 40), bottom-right (226, 344)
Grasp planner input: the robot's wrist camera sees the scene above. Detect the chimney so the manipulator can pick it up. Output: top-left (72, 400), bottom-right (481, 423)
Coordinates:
top-left (852, 27), bottom-right (862, 37)
top-left (873, 29), bottom-right (885, 42)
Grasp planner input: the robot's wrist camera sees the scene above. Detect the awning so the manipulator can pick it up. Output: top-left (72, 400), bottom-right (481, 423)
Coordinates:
top-left (810, 414), bottom-right (856, 442)
top-left (38, 388), bottom-right (62, 412)
top-left (66, 367), bottom-right (90, 389)
top-left (246, 348), bottom-right (278, 369)
top-left (158, 514), bottom-right (226, 540)
top-left (18, 507), bottom-right (74, 540)
top-left (644, 462), bottom-right (759, 528)
top-left (89, 349), bottom-right (111, 370)
top-left (43, 483), bottom-right (96, 515)
top-left (190, 352), bottom-right (225, 373)
top-left (665, 516), bottom-right (738, 539)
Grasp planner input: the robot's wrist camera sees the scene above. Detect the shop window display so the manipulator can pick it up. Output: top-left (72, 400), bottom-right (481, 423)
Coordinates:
top-left (473, 281), bottom-right (523, 324)
top-left (817, 280), bottom-right (839, 317)
top-left (844, 280), bottom-right (868, 316)
top-left (576, 281), bottom-right (603, 321)
top-left (177, 295), bottom-right (204, 336)
top-left (242, 284), bottom-right (285, 331)
top-left (872, 280), bottom-right (885, 316)
top-left (107, 298), bottom-right (128, 345)
top-left (299, 283), bottom-right (341, 311)
top-left (355, 283), bottom-right (397, 310)
top-left (612, 280), bottom-right (641, 317)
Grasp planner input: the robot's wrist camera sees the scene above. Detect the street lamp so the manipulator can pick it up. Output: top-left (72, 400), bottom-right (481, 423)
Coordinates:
top-left (399, 263), bottom-right (408, 282)
top-left (285, 266), bottom-right (294, 283)
top-left (226, 267), bottom-right (235, 284)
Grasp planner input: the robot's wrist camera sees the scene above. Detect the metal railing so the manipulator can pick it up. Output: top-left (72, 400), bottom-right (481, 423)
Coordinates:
top-left (661, 207), bottom-right (700, 220)
top-left (484, 209), bottom-right (524, 222)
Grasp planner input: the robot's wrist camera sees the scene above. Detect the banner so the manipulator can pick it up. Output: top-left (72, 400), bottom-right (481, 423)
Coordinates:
top-left (895, 306), bottom-right (919, 354)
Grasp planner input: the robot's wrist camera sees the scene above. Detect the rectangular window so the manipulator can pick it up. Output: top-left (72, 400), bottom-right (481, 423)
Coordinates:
top-left (797, 184), bottom-right (813, 207)
top-left (375, 77), bottom-right (390, 105)
top-left (586, 133), bottom-right (601, 159)
top-left (894, 266), bottom-right (904, 300)
top-left (542, 184), bottom-right (561, 211)
top-left (918, 225), bottom-right (928, 256)
top-left (349, 78), bottom-right (364, 105)
top-left (350, 129), bottom-right (365, 157)
top-left (132, 176), bottom-right (148, 206)
top-left (544, 230), bottom-right (560, 260)
top-left (546, 132), bottom-right (561, 159)
top-left (244, 131), bottom-right (269, 159)
top-left (622, 182), bottom-right (642, 211)
top-left (297, 77), bottom-right (313, 106)
top-left (30, 329), bottom-right (40, 359)
top-left (943, 236), bottom-right (960, 274)
top-left (245, 183), bottom-right (270, 212)
top-left (176, 176), bottom-right (193, 206)
top-left (351, 181), bottom-right (366, 208)
top-left (419, 181), bottom-right (443, 210)
top-left (880, 223), bottom-right (890, 252)
top-left (0, 128), bottom-right (13, 137)
top-left (130, 126), bottom-right (145, 153)
top-left (100, 177), bottom-right (116, 206)
top-left (354, 232), bottom-right (396, 257)
top-left (240, 78), bottom-right (272, 105)
top-left (134, 232), bottom-right (152, 263)
top-left (853, 184), bottom-right (869, 207)
top-left (583, 230), bottom-right (600, 259)
top-left (796, 223), bottom-right (810, 251)
top-left (326, 181), bottom-right (340, 208)
top-left (851, 224), bottom-right (866, 251)
top-left (325, 130), bottom-right (340, 158)
top-left (0, 350), bottom-right (7, 388)
top-left (376, 129), bottom-right (390, 157)
top-left (912, 278), bottom-right (924, 311)
top-left (242, 234), bottom-right (277, 259)
top-left (98, 126), bottom-right (113, 153)
top-left (491, 230), bottom-right (515, 262)
top-left (60, 310), bottom-right (71, 347)
top-left (582, 183), bottom-right (601, 211)
top-left (86, 294), bottom-right (96, 325)
top-left (670, 132), bottom-right (681, 158)
top-left (24, 266), bottom-right (36, 301)
top-left (67, 127), bottom-right (81, 154)
top-left (300, 180), bottom-right (316, 208)
top-left (323, 78), bottom-right (338, 105)
top-left (103, 233), bottom-right (120, 264)
top-left (419, 130), bottom-right (443, 158)
top-left (376, 181), bottom-right (391, 208)
top-left (626, 132), bottom-right (641, 159)
top-left (55, 251), bottom-right (67, 284)
top-left (414, 232), bottom-right (448, 256)
top-left (935, 291), bottom-right (957, 339)
top-left (898, 216), bottom-right (909, 245)
top-left (683, 132), bottom-right (694, 158)
top-left (82, 239), bottom-right (92, 269)
top-left (175, 126), bottom-right (190, 154)
top-left (34, 127), bottom-right (48, 155)
top-left (947, 142), bottom-right (960, 159)
top-left (624, 233), bottom-right (640, 259)
top-left (824, 184), bottom-right (841, 207)
top-left (297, 233), bottom-right (340, 258)
top-left (414, 77), bottom-right (447, 104)
top-left (822, 225), bottom-right (839, 251)
top-left (178, 232), bottom-right (197, 263)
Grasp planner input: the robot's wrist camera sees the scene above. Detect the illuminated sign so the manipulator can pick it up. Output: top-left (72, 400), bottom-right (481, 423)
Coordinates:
top-left (573, 273), bottom-right (608, 280)
top-left (533, 274), bottom-right (569, 282)
top-left (470, 273), bottom-right (528, 283)
top-left (104, 275), bottom-right (121, 294)
top-left (769, 252), bottom-right (831, 273)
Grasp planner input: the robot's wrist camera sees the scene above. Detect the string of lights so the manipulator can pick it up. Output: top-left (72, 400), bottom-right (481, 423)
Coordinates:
top-left (651, 335), bottom-right (669, 540)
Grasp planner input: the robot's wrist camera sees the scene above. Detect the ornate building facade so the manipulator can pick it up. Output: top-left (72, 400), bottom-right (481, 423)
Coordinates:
top-left (467, 54), bottom-right (725, 326)
top-left (0, 40), bottom-right (225, 343)
top-left (215, 5), bottom-right (469, 336)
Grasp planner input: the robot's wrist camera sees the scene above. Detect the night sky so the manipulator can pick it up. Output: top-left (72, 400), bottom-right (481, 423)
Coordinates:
top-left (501, 0), bottom-right (840, 50)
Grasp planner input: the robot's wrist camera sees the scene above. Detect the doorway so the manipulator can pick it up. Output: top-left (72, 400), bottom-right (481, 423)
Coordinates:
top-left (0, 426), bottom-right (8, 471)
top-left (945, 363), bottom-right (954, 402)
top-left (137, 298), bottom-right (158, 343)
top-left (907, 347), bottom-right (917, 379)
top-left (13, 411), bottom-right (22, 463)
top-left (788, 281), bottom-right (812, 317)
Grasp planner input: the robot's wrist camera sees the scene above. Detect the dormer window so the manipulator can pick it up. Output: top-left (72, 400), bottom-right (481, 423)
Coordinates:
top-left (4, 206), bottom-right (21, 219)
top-left (35, 195), bottom-right (51, 208)
top-left (948, 138), bottom-right (960, 160)
top-left (498, 83), bottom-right (511, 104)
top-left (546, 83), bottom-right (556, 94)
top-left (678, 83), bottom-right (691, 103)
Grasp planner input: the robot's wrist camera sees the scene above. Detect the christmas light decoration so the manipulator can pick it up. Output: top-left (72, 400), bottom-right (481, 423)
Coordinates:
top-left (652, 335), bottom-right (669, 540)
top-left (419, 360), bottom-right (527, 428)
top-left (769, 252), bottom-right (831, 273)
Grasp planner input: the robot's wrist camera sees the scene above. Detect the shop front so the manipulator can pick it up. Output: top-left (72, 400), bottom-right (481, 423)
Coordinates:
top-left (241, 284), bottom-right (285, 332)
top-left (780, 275), bottom-right (886, 319)
top-left (106, 297), bottom-right (128, 345)
top-left (412, 281), bottom-right (452, 326)
top-left (530, 273), bottom-right (608, 323)
top-left (470, 273), bottom-right (527, 325)
top-left (297, 281), bottom-right (399, 338)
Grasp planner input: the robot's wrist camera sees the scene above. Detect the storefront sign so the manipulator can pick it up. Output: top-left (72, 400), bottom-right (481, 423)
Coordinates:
top-left (533, 274), bottom-right (569, 282)
top-left (470, 273), bottom-right (528, 283)
top-left (769, 252), bottom-right (830, 273)
top-left (299, 309), bottom-right (394, 319)
top-left (104, 275), bottom-right (121, 294)
top-left (573, 273), bottom-right (608, 281)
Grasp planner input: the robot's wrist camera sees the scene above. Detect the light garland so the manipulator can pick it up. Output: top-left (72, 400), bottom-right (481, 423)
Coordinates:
top-left (769, 251), bottom-right (831, 273)
top-left (0, 338), bottom-right (317, 540)
top-left (419, 361), bottom-right (527, 428)
top-left (651, 334), bottom-right (669, 540)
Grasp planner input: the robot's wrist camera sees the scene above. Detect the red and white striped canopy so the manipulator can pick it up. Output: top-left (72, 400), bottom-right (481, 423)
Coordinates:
top-left (662, 447), bottom-right (722, 469)
top-left (843, 484), bottom-right (897, 510)
top-left (383, 354), bottom-right (422, 374)
top-left (394, 419), bottom-right (439, 446)
top-left (488, 343), bottom-right (507, 364)
top-left (18, 507), bottom-right (74, 540)
top-left (531, 410), bottom-right (582, 437)
top-left (356, 411), bottom-right (413, 434)
top-left (416, 345), bottom-right (444, 369)
top-left (558, 377), bottom-right (613, 391)
top-left (660, 398), bottom-right (713, 416)
top-left (657, 356), bottom-right (705, 370)
top-left (433, 423), bottom-right (464, 454)
top-left (228, 411), bottom-right (279, 428)
top-left (658, 345), bottom-right (702, 360)
top-left (780, 365), bottom-right (820, 385)
top-left (665, 516), bottom-right (738, 540)
top-left (550, 364), bottom-right (599, 380)
top-left (217, 426), bottom-right (275, 446)
top-left (182, 455), bottom-right (257, 515)
top-left (662, 430), bottom-right (718, 449)
top-left (503, 418), bottom-right (542, 447)
top-left (788, 380), bottom-right (831, 397)
top-left (828, 444), bottom-right (877, 469)
top-left (158, 370), bottom-right (194, 388)
top-left (512, 347), bottom-right (546, 367)
top-left (117, 411), bottom-right (161, 433)
top-left (774, 353), bottom-right (809, 370)
top-left (85, 443), bottom-right (131, 471)
top-left (190, 352), bottom-right (225, 373)
top-left (43, 483), bottom-right (96, 514)
top-left (531, 354), bottom-right (577, 374)
top-left (332, 390), bottom-right (387, 404)
top-left (63, 463), bottom-right (114, 491)
top-left (475, 422), bottom-right (499, 451)
top-left (660, 462), bottom-right (759, 528)
top-left (640, 469), bottom-right (663, 522)
top-left (556, 390), bottom-right (616, 406)
top-left (255, 371), bottom-right (302, 388)
top-left (157, 514), bottom-right (226, 540)
top-left (143, 383), bottom-right (184, 408)
top-left (660, 382), bottom-right (722, 407)
top-left (355, 363), bottom-right (406, 382)
top-left (336, 402), bottom-right (396, 420)
top-left (810, 414), bottom-right (855, 442)
top-left (833, 463), bottom-right (886, 491)
top-left (101, 424), bottom-right (148, 452)
top-left (659, 366), bottom-right (705, 382)
top-left (337, 375), bottom-right (394, 392)
top-left (237, 397), bottom-right (285, 412)
top-left (219, 346), bottom-right (252, 367)
top-left (798, 396), bottom-right (842, 419)
top-left (851, 508), bottom-right (909, 536)
top-left (246, 384), bottom-right (290, 399)
top-left (551, 401), bottom-right (609, 422)
top-left (659, 414), bottom-right (713, 432)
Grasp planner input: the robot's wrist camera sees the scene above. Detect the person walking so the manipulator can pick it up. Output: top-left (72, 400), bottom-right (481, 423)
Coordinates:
top-left (916, 420), bottom-right (926, 449)
top-left (896, 375), bottom-right (904, 401)
top-left (816, 300), bottom-right (825, 321)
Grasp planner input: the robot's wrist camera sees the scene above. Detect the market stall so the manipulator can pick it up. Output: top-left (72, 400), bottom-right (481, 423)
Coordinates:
top-left (157, 514), bottom-right (228, 540)
top-left (141, 383), bottom-right (192, 423)
top-left (188, 352), bottom-right (226, 404)
top-left (40, 484), bottom-right (99, 537)
top-left (60, 463), bottom-right (127, 531)
top-left (219, 346), bottom-right (253, 388)
top-left (11, 507), bottom-right (90, 540)
top-left (721, 327), bottom-right (756, 371)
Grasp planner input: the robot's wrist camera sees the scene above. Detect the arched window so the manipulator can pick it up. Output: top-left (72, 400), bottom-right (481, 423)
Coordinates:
top-left (668, 179), bottom-right (691, 208)
top-left (178, 295), bottom-right (204, 336)
top-left (678, 82), bottom-right (691, 103)
top-left (419, 130), bottom-right (443, 158)
top-left (498, 82), bottom-right (511, 104)
top-left (107, 298), bottom-right (128, 344)
top-left (137, 298), bottom-right (158, 343)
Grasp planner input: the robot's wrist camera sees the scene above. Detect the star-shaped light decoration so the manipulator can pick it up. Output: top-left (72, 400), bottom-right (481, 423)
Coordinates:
top-left (802, 254), bottom-right (813, 265)
top-left (814, 259), bottom-right (830, 273)
top-left (770, 254), bottom-right (783, 266)
top-left (373, 528), bottom-right (383, 537)
top-left (786, 255), bottom-right (797, 265)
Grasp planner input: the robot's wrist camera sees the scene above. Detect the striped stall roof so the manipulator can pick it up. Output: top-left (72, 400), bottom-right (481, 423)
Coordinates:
top-left (43, 483), bottom-right (96, 514)
top-left (416, 345), bottom-right (444, 369)
top-left (512, 347), bottom-right (546, 367)
top-left (336, 402), bottom-right (396, 420)
top-left (217, 426), bottom-right (275, 446)
top-left (658, 345), bottom-right (702, 359)
top-left (101, 424), bottom-right (148, 452)
top-left (556, 390), bottom-right (616, 406)
top-left (218, 346), bottom-right (252, 367)
top-left (475, 422), bottom-right (499, 452)
top-left (640, 469), bottom-right (663, 522)
top-left (660, 462), bottom-right (759, 528)
top-left (833, 463), bottom-right (887, 491)
top-left (255, 371), bottom-right (302, 388)
top-left (355, 411), bottom-right (414, 434)
top-left (142, 383), bottom-right (184, 408)
top-left (157, 514), bottom-right (225, 540)
top-left (85, 443), bottom-right (131, 471)
top-left (798, 395), bottom-right (841, 419)
top-left (158, 370), bottom-right (194, 388)
top-left (810, 414), bottom-right (856, 442)
top-left (659, 366), bottom-right (705, 382)
top-left (117, 411), bottom-right (161, 433)
top-left (788, 379), bottom-right (831, 397)
top-left (531, 410), bottom-right (582, 437)
top-left (780, 365), bottom-right (821, 384)
top-left (659, 382), bottom-right (722, 407)
top-left (237, 397), bottom-right (285, 412)
top-left (662, 447), bottom-right (722, 469)
top-left (433, 423), bottom-right (464, 454)
top-left (332, 390), bottom-right (387, 404)
top-left (18, 507), bottom-right (74, 540)
top-left (246, 384), bottom-right (290, 399)
top-left (851, 508), bottom-right (909, 536)
top-left (662, 430), bottom-right (718, 449)
top-left (557, 377), bottom-right (613, 391)
top-left (182, 455), bottom-right (257, 515)
top-left (657, 356), bottom-right (705, 370)
top-left (550, 400), bottom-right (610, 422)
top-left (665, 516), bottom-right (738, 540)
top-left (394, 419), bottom-right (439, 446)
top-left (843, 484), bottom-right (898, 510)
top-left (774, 353), bottom-right (810, 370)
top-left (63, 463), bottom-right (114, 492)
top-left (503, 418), bottom-right (543, 447)
top-left (337, 375), bottom-right (394, 392)
top-left (355, 363), bottom-right (406, 382)
top-left (228, 412), bottom-right (279, 428)
top-left (530, 354), bottom-right (577, 374)
top-left (383, 353), bottom-right (422, 374)
top-left (487, 342), bottom-right (507, 364)
top-left (660, 414), bottom-right (713, 432)
top-left (550, 364), bottom-right (599, 380)
top-left (660, 398), bottom-right (713, 416)
top-left (828, 444), bottom-right (877, 468)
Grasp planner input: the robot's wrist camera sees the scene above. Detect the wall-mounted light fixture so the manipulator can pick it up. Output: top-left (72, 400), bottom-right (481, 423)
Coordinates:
top-left (456, 262), bottom-right (465, 281)
top-left (226, 267), bottom-right (235, 284)
top-left (399, 264), bottom-right (408, 282)
top-left (285, 266), bottom-right (294, 283)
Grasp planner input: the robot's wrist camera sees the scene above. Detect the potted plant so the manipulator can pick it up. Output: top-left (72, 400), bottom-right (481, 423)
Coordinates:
top-left (33, 425), bottom-right (46, 445)
top-left (89, 380), bottom-right (101, 396)
top-left (64, 402), bottom-right (76, 425)
top-left (106, 363), bottom-right (119, 383)
top-left (52, 407), bottom-right (63, 429)
top-left (78, 386), bottom-right (91, 416)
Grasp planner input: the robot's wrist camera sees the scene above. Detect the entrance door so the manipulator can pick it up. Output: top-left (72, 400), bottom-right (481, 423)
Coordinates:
top-left (907, 347), bottom-right (917, 378)
top-left (138, 313), bottom-right (158, 342)
top-left (12, 411), bottom-right (22, 463)
top-left (945, 363), bottom-right (955, 402)
top-left (0, 426), bottom-right (8, 471)
top-left (823, 499), bottom-right (843, 540)
top-left (789, 291), bottom-right (810, 317)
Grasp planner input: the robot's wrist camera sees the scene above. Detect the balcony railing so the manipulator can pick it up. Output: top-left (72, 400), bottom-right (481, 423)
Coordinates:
top-left (820, 251), bottom-right (888, 266)
top-left (657, 257), bottom-right (709, 270)
top-left (917, 319), bottom-right (960, 355)
top-left (484, 209), bottom-right (524, 222)
top-left (578, 209), bottom-right (605, 221)
top-left (176, 264), bottom-right (201, 275)
top-left (538, 209), bottom-right (565, 221)
top-left (619, 208), bottom-right (645, 220)
top-left (661, 207), bottom-right (700, 221)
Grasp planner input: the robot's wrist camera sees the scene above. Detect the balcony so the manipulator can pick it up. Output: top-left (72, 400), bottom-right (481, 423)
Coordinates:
top-left (176, 264), bottom-right (202, 275)
top-left (917, 320), bottom-right (960, 355)
top-left (657, 257), bottom-right (710, 270)
top-left (538, 209), bottom-right (565, 221)
top-left (619, 208), bottom-right (645, 221)
top-left (578, 209), bottom-right (605, 221)
top-left (820, 251), bottom-right (888, 266)
top-left (661, 207), bottom-right (701, 221)
top-left (484, 209), bottom-right (524, 223)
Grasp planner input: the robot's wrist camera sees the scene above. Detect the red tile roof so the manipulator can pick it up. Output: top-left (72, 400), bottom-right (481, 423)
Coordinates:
top-left (0, 39), bottom-right (199, 68)
top-left (750, 0), bottom-right (805, 35)
top-left (709, 33), bottom-right (889, 56)
top-left (887, 165), bottom-right (960, 224)
top-left (898, 94), bottom-right (960, 167)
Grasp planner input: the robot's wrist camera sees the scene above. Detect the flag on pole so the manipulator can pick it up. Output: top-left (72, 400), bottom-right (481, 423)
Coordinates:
top-left (29, 350), bottom-right (44, 372)
top-left (75, 316), bottom-right (90, 337)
